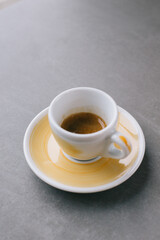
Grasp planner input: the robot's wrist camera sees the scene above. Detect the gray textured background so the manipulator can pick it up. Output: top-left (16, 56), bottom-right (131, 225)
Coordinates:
top-left (0, 0), bottom-right (160, 239)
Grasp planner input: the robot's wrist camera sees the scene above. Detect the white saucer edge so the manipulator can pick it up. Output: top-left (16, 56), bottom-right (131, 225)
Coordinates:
top-left (23, 107), bottom-right (145, 193)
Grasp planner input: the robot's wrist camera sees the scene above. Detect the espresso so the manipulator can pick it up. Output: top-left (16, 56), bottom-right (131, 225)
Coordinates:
top-left (61, 112), bottom-right (106, 134)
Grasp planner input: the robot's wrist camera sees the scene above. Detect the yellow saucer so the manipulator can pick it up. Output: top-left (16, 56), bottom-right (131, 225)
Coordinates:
top-left (24, 107), bottom-right (145, 193)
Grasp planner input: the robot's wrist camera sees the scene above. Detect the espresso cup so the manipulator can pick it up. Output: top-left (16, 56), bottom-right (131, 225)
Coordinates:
top-left (48, 87), bottom-right (131, 162)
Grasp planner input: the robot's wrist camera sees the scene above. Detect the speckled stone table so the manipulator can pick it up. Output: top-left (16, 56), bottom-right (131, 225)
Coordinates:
top-left (0, 0), bottom-right (160, 239)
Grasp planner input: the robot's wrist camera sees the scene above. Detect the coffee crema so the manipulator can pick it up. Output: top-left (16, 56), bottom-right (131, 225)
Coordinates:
top-left (61, 112), bottom-right (106, 134)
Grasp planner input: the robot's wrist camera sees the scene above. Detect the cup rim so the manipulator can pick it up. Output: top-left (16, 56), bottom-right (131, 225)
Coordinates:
top-left (48, 87), bottom-right (118, 141)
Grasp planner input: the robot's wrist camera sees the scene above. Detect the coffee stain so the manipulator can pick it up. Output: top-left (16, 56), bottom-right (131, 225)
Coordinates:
top-left (118, 113), bottom-right (138, 136)
top-left (119, 135), bottom-right (131, 152)
top-left (29, 112), bottom-right (139, 188)
top-left (0, 0), bottom-right (20, 10)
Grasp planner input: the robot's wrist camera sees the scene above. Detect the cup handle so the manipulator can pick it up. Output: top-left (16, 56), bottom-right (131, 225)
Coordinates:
top-left (103, 131), bottom-right (131, 159)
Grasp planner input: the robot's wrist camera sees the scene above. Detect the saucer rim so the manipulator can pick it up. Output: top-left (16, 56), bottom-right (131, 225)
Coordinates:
top-left (23, 107), bottom-right (145, 193)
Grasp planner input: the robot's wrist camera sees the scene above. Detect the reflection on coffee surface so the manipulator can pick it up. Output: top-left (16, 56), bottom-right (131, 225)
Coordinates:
top-left (61, 112), bottom-right (106, 134)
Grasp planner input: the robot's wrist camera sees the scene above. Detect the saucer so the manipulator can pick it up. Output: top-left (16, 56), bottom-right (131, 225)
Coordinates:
top-left (23, 107), bottom-right (145, 193)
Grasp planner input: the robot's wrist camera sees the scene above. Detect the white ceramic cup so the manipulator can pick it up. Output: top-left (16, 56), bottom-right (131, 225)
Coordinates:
top-left (48, 87), bottom-right (131, 162)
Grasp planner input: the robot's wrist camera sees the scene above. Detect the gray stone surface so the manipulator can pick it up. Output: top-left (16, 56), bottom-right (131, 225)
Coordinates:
top-left (0, 0), bottom-right (160, 239)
